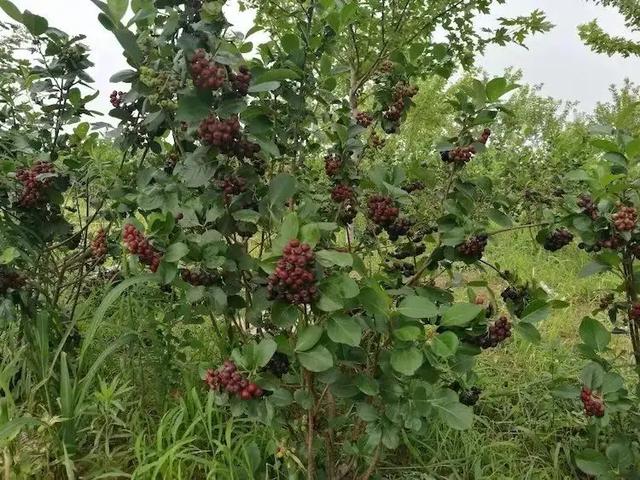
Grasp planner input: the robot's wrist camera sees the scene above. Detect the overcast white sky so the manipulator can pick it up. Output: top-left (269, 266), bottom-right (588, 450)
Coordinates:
top-left (5, 0), bottom-right (640, 115)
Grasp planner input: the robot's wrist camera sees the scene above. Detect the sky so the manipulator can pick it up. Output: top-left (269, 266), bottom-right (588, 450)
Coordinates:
top-left (4, 0), bottom-right (640, 116)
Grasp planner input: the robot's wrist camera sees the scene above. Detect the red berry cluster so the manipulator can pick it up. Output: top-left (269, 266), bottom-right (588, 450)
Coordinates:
top-left (331, 184), bottom-right (355, 203)
top-left (370, 133), bottom-right (385, 149)
top-left (598, 234), bottom-right (624, 250)
top-left (578, 194), bottom-right (599, 220)
top-left (110, 90), bottom-right (124, 108)
top-left (231, 66), bottom-right (251, 96)
top-left (367, 195), bottom-right (399, 228)
top-left (267, 240), bottom-right (317, 305)
top-left (91, 228), bottom-right (108, 263)
top-left (544, 229), bottom-right (574, 252)
top-left (217, 175), bottom-right (247, 204)
top-left (16, 161), bottom-right (55, 208)
top-left (386, 217), bottom-right (413, 241)
top-left (356, 111), bottom-right (374, 127)
top-left (457, 234), bottom-right (488, 259)
top-left (0, 267), bottom-right (26, 295)
top-left (480, 315), bottom-right (512, 348)
top-left (393, 82), bottom-right (418, 100)
top-left (190, 49), bottom-right (226, 90)
top-left (612, 205), bottom-right (637, 231)
top-left (204, 360), bottom-right (264, 400)
top-left (198, 115), bottom-right (241, 151)
top-left (324, 154), bottom-right (342, 178)
top-left (442, 146), bottom-right (476, 166)
top-left (629, 303), bottom-right (640, 322)
top-left (181, 268), bottom-right (217, 286)
top-left (581, 386), bottom-right (605, 417)
top-left (378, 59), bottom-right (394, 74)
top-left (478, 128), bottom-right (491, 144)
top-left (122, 224), bottom-right (162, 273)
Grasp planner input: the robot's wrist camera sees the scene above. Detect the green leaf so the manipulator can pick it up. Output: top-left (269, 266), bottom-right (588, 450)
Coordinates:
top-left (393, 325), bottom-right (422, 341)
top-left (176, 90), bottom-right (212, 123)
top-left (356, 402), bottom-right (378, 422)
top-left (255, 338), bottom-right (277, 368)
top-left (295, 325), bottom-right (323, 352)
top-left (0, 247), bottom-right (19, 265)
top-left (358, 286), bottom-right (390, 319)
top-left (397, 295), bottom-right (438, 319)
top-left (327, 314), bottom-right (362, 346)
top-left (487, 208), bottom-right (513, 227)
top-left (0, 417), bottom-right (42, 444)
top-left (271, 301), bottom-right (299, 327)
top-left (355, 375), bottom-right (379, 396)
top-left (22, 10), bottom-right (48, 36)
top-left (440, 303), bottom-right (482, 327)
top-left (430, 331), bottom-right (459, 358)
top-left (232, 210), bottom-right (260, 223)
top-left (579, 260), bottom-right (610, 278)
top-left (431, 389), bottom-right (473, 430)
top-left (165, 242), bottom-right (189, 262)
top-left (390, 347), bottom-right (423, 376)
top-left (108, 0), bottom-right (128, 21)
top-left (581, 362), bottom-right (605, 390)
top-left (110, 69), bottom-right (137, 82)
top-left (486, 77), bottom-right (519, 102)
top-left (268, 173), bottom-right (296, 208)
top-left (248, 81), bottom-right (281, 93)
top-left (579, 317), bottom-right (610, 352)
top-left (575, 449), bottom-right (611, 476)
top-left (515, 322), bottom-right (541, 344)
top-left (0, 0), bottom-right (22, 22)
top-left (281, 33), bottom-right (299, 53)
top-left (269, 388), bottom-right (293, 407)
top-left (253, 69), bottom-right (300, 83)
top-left (316, 250), bottom-right (353, 268)
top-left (297, 346), bottom-right (333, 372)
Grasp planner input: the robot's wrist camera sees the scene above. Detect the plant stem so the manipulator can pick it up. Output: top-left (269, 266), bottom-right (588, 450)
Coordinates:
top-left (360, 443), bottom-right (382, 480)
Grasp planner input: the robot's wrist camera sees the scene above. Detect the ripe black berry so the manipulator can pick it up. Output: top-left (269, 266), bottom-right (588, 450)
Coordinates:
top-left (386, 217), bottom-right (413, 241)
top-left (457, 234), bottom-right (488, 260)
top-left (580, 386), bottom-right (605, 417)
top-left (231, 65), bottom-right (251, 96)
top-left (110, 90), bottom-right (124, 108)
top-left (265, 352), bottom-right (290, 377)
top-left (122, 224), bottom-right (162, 273)
top-left (460, 386), bottom-right (482, 406)
top-left (544, 229), bottom-right (573, 252)
top-left (190, 49), bottom-right (226, 90)
top-left (442, 146), bottom-right (476, 166)
top-left (267, 240), bottom-right (318, 305)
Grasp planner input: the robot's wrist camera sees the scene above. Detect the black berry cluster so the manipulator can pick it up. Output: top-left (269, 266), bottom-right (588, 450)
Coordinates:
top-left (479, 315), bottom-right (512, 348)
top-left (339, 201), bottom-right (358, 225)
top-left (544, 229), bottom-right (574, 252)
top-left (331, 184), bottom-right (355, 204)
top-left (392, 243), bottom-right (426, 260)
top-left (457, 234), bottom-right (488, 259)
top-left (501, 285), bottom-right (529, 317)
top-left (367, 195), bottom-right (399, 228)
top-left (581, 386), bottom-right (605, 417)
top-left (198, 115), bottom-right (241, 151)
top-left (204, 360), bottom-right (264, 400)
top-left (403, 181), bottom-right (425, 193)
top-left (324, 154), bottom-right (342, 178)
top-left (231, 137), bottom-right (261, 160)
top-left (598, 293), bottom-right (614, 311)
top-left (110, 90), bottom-right (124, 108)
top-left (16, 161), bottom-right (55, 208)
top-left (629, 303), bottom-right (640, 322)
top-left (268, 240), bottom-right (317, 305)
top-left (384, 260), bottom-right (416, 277)
top-left (598, 235), bottom-right (624, 250)
top-left (478, 128), bottom-right (491, 144)
top-left (181, 268), bottom-right (218, 286)
top-left (190, 49), bottom-right (226, 90)
top-left (356, 111), bottom-right (373, 127)
top-left (386, 217), bottom-right (413, 241)
top-left (612, 205), bottom-right (637, 232)
top-left (0, 267), bottom-right (25, 295)
top-left (577, 194), bottom-right (599, 220)
top-left (123, 224), bottom-right (162, 273)
top-left (441, 146), bottom-right (476, 166)
top-left (231, 66), bottom-right (251, 96)
top-left (217, 175), bottom-right (247, 204)
top-left (91, 228), bottom-right (108, 263)
top-left (460, 387), bottom-right (482, 406)
top-left (265, 352), bottom-right (290, 377)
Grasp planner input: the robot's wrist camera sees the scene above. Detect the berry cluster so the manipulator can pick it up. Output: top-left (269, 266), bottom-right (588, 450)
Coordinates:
top-left (378, 59), bottom-right (394, 74)
top-left (110, 90), bottom-right (124, 108)
top-left (457, 234), bottom-right (488, 259)
top-left (442, 146), bottom-right (476, 166)
top-left (386, 217), bottom-right (413, 241)
top-left (204, 360), bottom-right (264, 400)
top-left (479, 315), bottom-right (512, 348)
top-left (231, 66), bottom-right (251, 96)
top-left (478, 128), bottom-right (491, 144)
top-left (598, 234), bottom-right (624, 250)
top-left (460, 387), bottom-right (482, 407)
top-left (392, 243), bottom-right (426, 260)
top-left (190, 49), bottom-right (226, 90)
top-left (598, 293), bottom-right (614, 311)
top-left (198, 115), bottom-right (241, 150)
top-left (367, 195), bottom-right (399, 228)
top-left (324, 154), bottom-right (342, 177)
top-left (181, 268), bottom-right (218, 286)
top-left (217, 175), bottom-right (247, 204)
top-left (164, 153), bottom-right (179, 174)
top-left (356, 111), bottom-right (373, 127)
top-left (122, 224), bottom-right (162, 273)
top-left (501, 285), bottom-right (529, 317)
top-left (612, 205), bottom-right (637, 232)
top-left (384, 260), bottom-right (416, 277)
top-left (544, 229), bottom-right (574, 252)
top-left (581, 386), bottom-right (605, 417)
top-left (265, 352), bottom-right (290, 377)
top-left (578, 194), bottom-right (599, 220)
top-left (0, 267), bottom-right (25, 295)
top-left (403, 181), bottom-right (425, 193)
top-left (629, 303), bottom-right (640, 322)
top-left (393, 82), bottom-right (418, 100)
top-left (232, 137), bottom-right (261, 160)
top-left (16, 161), bottom-right (56, 208)
top-left (267, 240), bottom-right (317, 305)
top-left (331, 184), bottom-right (355, 203)
top-left (339, 201), bottom-right (358, 225)
top-left (91, 228), bottom-right (108, 263)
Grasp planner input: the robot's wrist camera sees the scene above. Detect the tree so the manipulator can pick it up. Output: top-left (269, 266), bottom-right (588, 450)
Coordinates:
top-left (579, 0), bottom-right (640, 57)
